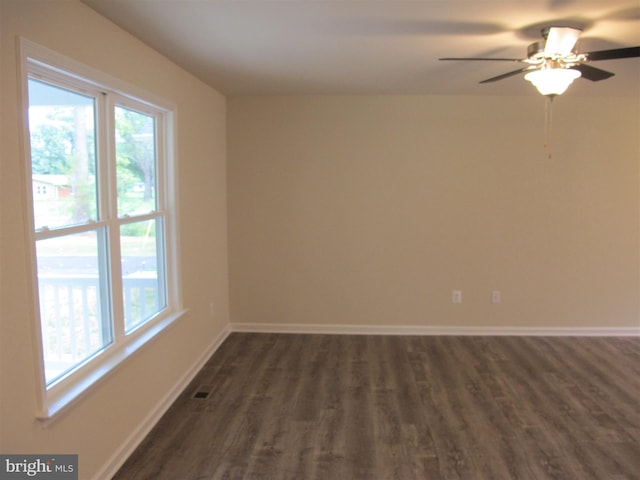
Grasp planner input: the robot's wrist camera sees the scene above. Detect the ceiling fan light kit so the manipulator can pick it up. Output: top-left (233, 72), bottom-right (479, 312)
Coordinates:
top-left (440, 26), bottom-right (640, 97)
top-left (524, 66), bottom-right (581, 96)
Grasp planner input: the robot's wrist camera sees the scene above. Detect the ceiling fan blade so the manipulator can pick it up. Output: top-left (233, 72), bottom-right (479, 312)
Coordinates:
top-left (328, 19), bottom-right (505, 36)
top-left (584, 46), bottom-right (640, 61)
top-left (479, 67), bottom-right (535, 83)
top-left (544, 27), bottom-right (581, 56)
top-left (570, 63), bottom-right (615, 81)
top-left (439, 57), bottom-right (525, 62)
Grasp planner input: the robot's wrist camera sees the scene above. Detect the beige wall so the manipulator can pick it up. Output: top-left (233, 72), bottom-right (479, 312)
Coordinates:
top-left (0, 1), bottom-right (228, 477)
top-left (228, 95), bottom-right (639, 329)
top-left (1, 0), bottom-right (638, 477)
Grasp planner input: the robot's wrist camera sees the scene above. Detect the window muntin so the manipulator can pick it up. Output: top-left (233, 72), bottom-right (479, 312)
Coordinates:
top-left (25, 55), bottom-right (176, 399)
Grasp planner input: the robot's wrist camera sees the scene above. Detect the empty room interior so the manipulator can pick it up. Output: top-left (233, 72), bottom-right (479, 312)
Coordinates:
top-left (1, 1), bottom-right (639, 479)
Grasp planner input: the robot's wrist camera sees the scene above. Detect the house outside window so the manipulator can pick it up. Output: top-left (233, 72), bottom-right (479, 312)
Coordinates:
top-left (20, 39), bottom-right (182, 420)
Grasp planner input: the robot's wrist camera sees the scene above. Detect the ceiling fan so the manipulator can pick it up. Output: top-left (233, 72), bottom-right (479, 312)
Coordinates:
top-left (440, 26), bottom-right (640, 96)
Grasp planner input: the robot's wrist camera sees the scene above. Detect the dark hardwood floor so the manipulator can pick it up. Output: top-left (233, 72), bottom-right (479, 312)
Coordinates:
top-left (114, 333), bottom-right (640, 479)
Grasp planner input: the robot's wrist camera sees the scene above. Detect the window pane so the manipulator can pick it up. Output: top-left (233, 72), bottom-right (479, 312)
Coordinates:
top-left (36, 230), bottom-right (112, 385)
top-left (121, 218), bottom-right (166, 332)
top-left (115, 106), bottom-right (157, 217)
top-left (28, 79), bottom-right (97, 230)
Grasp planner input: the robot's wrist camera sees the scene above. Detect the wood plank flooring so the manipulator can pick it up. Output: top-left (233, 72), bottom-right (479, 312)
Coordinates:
top-left (113, 334), bottom-right (640, 479)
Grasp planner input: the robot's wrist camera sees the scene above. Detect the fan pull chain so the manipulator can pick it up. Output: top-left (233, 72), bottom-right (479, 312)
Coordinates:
top-left (544, 95), bottom-right (554, 159)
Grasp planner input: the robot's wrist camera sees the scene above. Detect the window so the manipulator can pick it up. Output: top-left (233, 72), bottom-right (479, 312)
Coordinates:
top-left (20, 40), bottom-right (182, 420)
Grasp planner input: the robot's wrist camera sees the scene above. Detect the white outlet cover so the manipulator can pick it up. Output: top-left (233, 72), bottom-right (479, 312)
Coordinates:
top-left (452, 290), bottom-right (462, 303)
top-left (491, 291), bottom-right (501, 304)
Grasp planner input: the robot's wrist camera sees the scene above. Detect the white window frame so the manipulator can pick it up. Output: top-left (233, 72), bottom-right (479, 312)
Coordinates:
top-left (18, 38), bottom-right (185, 424)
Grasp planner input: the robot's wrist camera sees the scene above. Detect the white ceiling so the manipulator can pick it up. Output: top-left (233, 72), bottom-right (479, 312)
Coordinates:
top-left (81, 0), bottom-right (640, 96)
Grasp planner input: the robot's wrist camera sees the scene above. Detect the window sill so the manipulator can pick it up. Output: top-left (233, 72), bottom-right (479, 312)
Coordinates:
top-left (36, 308), bottom-right (188, 427)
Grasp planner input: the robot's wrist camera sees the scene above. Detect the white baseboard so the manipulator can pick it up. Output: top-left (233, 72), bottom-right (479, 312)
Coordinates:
top-left (230, 322), bottom-right (640, 337)
top-left (94, 324), bottom-right (232, 480)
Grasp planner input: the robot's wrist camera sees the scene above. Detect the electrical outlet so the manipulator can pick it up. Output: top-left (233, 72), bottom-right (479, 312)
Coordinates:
top-left (491, 290), bottom-right (501, 304)
top-left (209, 302), bottom-right (215, 316)
top-left (452, 290), bottom-right (462, 304)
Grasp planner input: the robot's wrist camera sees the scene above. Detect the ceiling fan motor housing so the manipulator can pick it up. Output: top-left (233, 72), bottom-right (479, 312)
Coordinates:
top-left (527, 41), bottom-right (545, 60)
